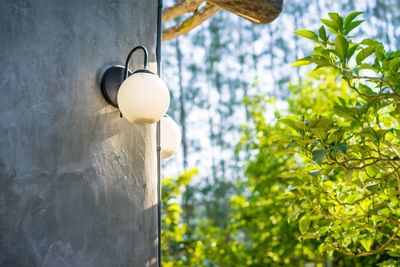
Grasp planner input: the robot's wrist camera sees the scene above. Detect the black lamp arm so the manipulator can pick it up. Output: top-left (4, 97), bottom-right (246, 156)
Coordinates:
top-left (123, 45), bottom-right (149, 79)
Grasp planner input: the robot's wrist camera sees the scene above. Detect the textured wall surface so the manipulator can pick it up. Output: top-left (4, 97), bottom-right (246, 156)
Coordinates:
top-left (0, 0), bottom-right (158, 266)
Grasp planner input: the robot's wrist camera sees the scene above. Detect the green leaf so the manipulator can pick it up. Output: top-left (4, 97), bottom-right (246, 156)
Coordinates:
top-left (389, 58), bottom-right (400, 72)
top-left (366, 182), bottom-right (380, 193)
top-left (359, 237), bottom-right (374, 252)
top-left (338, 97), bottom-right (347, 106)
top-left (328, 12), bottom-right (343, 30)
top-left (294, 29), bottom-right (319, 42)
top-left (311, 118), bottom-right (334, 141)
top-left (375, 46), bottom-right (386, 61)
top-left (279, 170), bottom-right (306, 179)
top-left (292, 60), bottom-right (311, 67)
top-left (321, 19), bottom-right (339, 33)
top-left (359, 84), bottom-right (374, 95)
top-left (292, 56), bottom-right (313, 67)
top-left (314, 46), bottom-right (327, 57)
top-left (344, 11), bottom-right (363, 27)
top-left (318, 26), bottom-right (327, 42)
top-left (299, 215), bottom-right (311, 234)
top-left (301, 233), bottom-right (316, 240)
top-left (280, 118), bottom-right (304, 132)
top-left (392, 49), bottom-right (400, 57)
top-left (288, 209), bottom-right (302, 223)
top-left (312, 149), bottom-right (329, 163)
top-left (332, 143), bottom-right (347, 153)
top-left (361, 38), bottom-right (380, 46)
top-left (335, 35), bottom-right (348, 61)
top-left (344, 20), bottom-right (364, 34)
top-left (356, 46), bottom-right (376, 64)
top-left (329, 129), bottom-right (345, 144)
top-left (376, 129), bottom-right (389, 143)
top-left (347, 44), bottom-right (358, 60)
top-left (269, 135), bottom-right (291, 144)
top-left (358, 63), bottom-right (376, 70)
top-left (334, 105), bottom-right (355, 119)
top-left (313, 55), bottom-right (331, 65)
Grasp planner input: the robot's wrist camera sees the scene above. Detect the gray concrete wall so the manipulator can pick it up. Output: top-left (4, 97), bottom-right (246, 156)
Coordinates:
top-left (0, 0), bottom-right (159, 266)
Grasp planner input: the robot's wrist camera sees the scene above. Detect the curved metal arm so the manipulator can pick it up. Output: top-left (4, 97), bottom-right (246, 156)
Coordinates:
top-left (124, 46), bottom-right (149, 79)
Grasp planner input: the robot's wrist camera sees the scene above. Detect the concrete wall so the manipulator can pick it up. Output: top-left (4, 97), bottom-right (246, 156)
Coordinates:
top-left (0, 0), bottom-right (158, 266)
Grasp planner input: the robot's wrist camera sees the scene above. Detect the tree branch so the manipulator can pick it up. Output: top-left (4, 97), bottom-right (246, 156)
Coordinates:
top-left (162, 0), bottom-right (283, 41)
top-left (163, 3), bottom-right (221, 42)
top-left (208, 0), bottom-right (283, 24)
top-left (163, 0), bottom-right (205, 22)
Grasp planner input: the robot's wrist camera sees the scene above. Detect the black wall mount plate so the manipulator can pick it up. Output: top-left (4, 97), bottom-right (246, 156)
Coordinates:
top-left (100, 65), bottom-right (132, 108)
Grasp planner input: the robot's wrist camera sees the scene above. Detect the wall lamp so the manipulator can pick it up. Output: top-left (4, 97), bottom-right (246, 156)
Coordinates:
top-left (101, 2), bottom-right (173, 265)
top-left (99, 45), bottom-right (181, 159)
top-left (100, 46), bottom-right (170, 124)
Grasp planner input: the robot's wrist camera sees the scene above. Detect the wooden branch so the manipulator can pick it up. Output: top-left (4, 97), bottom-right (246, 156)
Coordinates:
top-left (162, 0), bottom-right (283, 41)
top-left (162, 3), bottom-right (221, 42)
top-left (208, 0), bottom-right (283, 24)
top-left (163, 0), bottom-right (206, 22)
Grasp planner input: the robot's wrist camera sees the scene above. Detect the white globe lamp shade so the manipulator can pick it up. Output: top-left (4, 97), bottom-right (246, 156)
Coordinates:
top-left (117, 71), bottom-right (170, 124)
top-left (161, 116), bottom-right (182, 159)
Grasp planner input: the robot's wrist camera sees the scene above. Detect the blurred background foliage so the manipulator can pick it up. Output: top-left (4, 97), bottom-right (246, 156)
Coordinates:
top-left (162, 1), bottom-right (400, 266)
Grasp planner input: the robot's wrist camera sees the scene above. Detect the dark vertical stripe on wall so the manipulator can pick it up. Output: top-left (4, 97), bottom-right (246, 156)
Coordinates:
top-left (156, 1), bottom-right (163, 267)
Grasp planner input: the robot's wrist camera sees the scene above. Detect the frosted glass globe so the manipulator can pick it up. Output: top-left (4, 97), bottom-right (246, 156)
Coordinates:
top-left (161, 116), bottom-right (182, 159)
top-left (117, 71), bottom-right (170, 124)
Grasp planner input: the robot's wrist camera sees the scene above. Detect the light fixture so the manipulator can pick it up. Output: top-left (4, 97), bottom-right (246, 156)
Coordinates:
top-left (160, 115), bottom-right (182, 159)
top-left (98, 1), bottom-right (167, 266)
top-left (100, 45), bottom-right (170, 124)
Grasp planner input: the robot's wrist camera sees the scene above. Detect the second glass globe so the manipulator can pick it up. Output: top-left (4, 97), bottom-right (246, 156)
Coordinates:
top-left (161, 115), bottom-right (182, 159)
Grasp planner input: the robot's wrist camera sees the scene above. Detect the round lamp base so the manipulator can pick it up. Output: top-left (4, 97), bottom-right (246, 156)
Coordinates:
top-left (100, 65), bottom-right (131, 108)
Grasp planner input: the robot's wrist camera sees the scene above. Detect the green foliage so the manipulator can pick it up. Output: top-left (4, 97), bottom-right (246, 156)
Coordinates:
top-left (162, 11), bottom-right (400, 267)
top-left (162, 169), bottom-right (206, 267)
top-left (290, 11), bottom-right (400, 261)
top-left (230, 75), bottom-right (381, 266)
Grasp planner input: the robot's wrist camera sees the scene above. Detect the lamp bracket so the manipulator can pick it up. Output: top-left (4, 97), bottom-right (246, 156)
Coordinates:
top-left (100, 65), bottom-right (132, 108)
